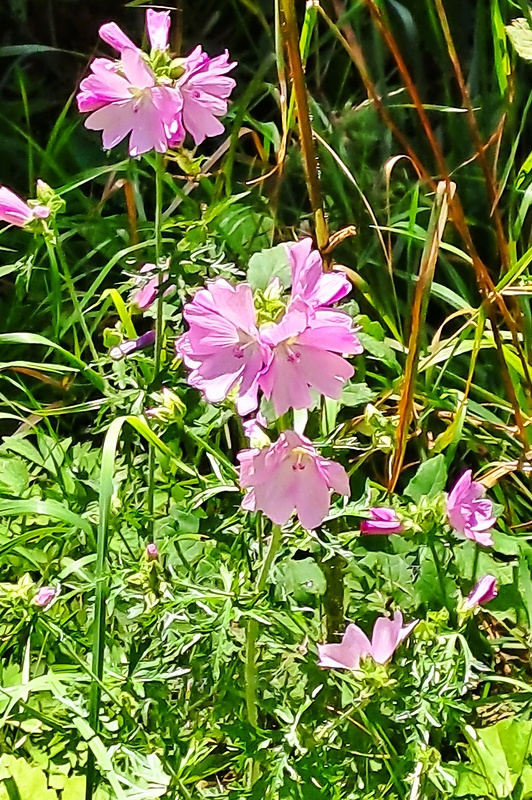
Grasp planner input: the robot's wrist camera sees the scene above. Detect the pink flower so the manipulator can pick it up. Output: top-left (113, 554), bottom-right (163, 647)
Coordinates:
top-left (34, 586), bottom-right (59, 608)
top-left (175, 46), bottom-right (236, 146)
top-left (317, 611), bottom-right (418, 671)
top-left (238, 430), bottom-right (350, 530)
top-left (110, 329), bottom-right (155, 360)
top-left (360, 507), bottom-right (402, 535)
top-left (287, 238), bottom-right (351, 309)
top-left (0, 186), bottom-right (50, 227)
top-left (259, 301), bottom-right (362, 417)
top-left (132, 263), bottom-right (175, 310)
top-left (77, 49), bottom-right (183, 156)
top-left (446, 471), bottom-right (496, 547)
top-left (464, 575), bottom-right (498, 609)
top-left (145, 542), bottom-right (159, 560)
top-left (175, 278), bottom-right (270, 415)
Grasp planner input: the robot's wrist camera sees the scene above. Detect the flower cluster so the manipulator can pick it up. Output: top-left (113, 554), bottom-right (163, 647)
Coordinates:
top-left (176, 238), bottom-right (361, 529)
top-left (176, 238), bottom-right (362, 417)
top-left (0, 185), bottom-right (50, 229)
top-left (77, 9), bottom-right (235, 155)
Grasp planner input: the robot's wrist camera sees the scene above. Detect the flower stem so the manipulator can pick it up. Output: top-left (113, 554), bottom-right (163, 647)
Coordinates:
top-left (245, 524), bottom-right (282, 783)
top-left (46, 234), bottom-right (100, 364)
top-left (279, 0), bottom-right (329, 253)
top-left (147, 153), bottom-right (165, 531)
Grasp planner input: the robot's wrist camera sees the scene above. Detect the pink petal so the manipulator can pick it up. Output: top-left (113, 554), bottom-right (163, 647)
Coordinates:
top-left (121, 47), bottom-right (155, 90)
top-left (99, 22), bottom-right (137, 53)
top-left (146, 9), bottom-right (171, 50)
top-left (317, 623), bottom-right (372, 670)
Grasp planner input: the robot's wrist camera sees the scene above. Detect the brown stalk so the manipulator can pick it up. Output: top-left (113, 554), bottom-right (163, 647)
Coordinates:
top-left (279, 0), bottom-right (329, 254)
top-left (432, 0), bottom-right (510, 272)
top-left (360, 0), bottom-right (531, 439)
top-left (389, 181), bottom-right (455, 491)
top-left (322, 2), bottom-right (433, 189)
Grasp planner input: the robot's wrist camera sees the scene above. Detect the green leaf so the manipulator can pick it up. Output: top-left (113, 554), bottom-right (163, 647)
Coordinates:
top-left (506, 18), bottom-right (532, 62)
top-left (465, 717), bottom-right (532, 797)
top-left (0, 755), bottom-right (57, 800)
top-left (404, 455), bottom-right (447, 502)
top-left (340, 381), bottom-right (376, 407)
top-left (0, 456), bottom-right (30, 496)
top-left (277, 557), bottom-right (327, 601)
top-left (247, 243), bottom-right (291, 291)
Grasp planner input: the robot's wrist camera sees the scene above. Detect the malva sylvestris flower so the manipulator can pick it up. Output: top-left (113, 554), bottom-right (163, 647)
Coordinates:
top-left (77, 9), bottom-right (235, 155)
top-left (132, 263), bottom-right (175, 310)
top-left (446, 470), bottom-right (496, 547)
top-left (34, 586), bottom-right (59, 609)
top-left (317, 611), bottom-right (418, 671)
top-left (259, 300), bottom-right (362, 417)
top-left (0, 186), bottom-right (50, 228)
top-left (237, 430), bottom-right (350, 530)
top-left (109, 329), bottom-right (156, 360)
top-left (175, 278), bottom-right (270, 416)
top-left (176, 240), bottom-right (361, 417)
top-left (287, 237), bottom-right (351, 310)
top-left (145, 542), bottom-right (159, 560)
top-left (77, 48), bottom-right (183, 156)
top-left (464, 575), bottom-right (498, 610)
top-left (360, 507), bottom-right (403, 535)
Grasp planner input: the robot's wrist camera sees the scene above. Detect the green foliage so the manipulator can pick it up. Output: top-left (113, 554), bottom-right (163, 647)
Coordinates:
top-left (1, 0), bottom-right (532, 798)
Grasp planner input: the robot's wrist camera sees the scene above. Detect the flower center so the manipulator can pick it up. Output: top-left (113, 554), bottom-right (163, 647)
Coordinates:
top-left (290, 446), bottom-right (312, 471)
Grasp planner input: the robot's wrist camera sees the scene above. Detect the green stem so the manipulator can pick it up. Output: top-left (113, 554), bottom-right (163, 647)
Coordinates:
top-left (46, 234), bottom-right (99, 363)
top-left (147, 153), bottom-right (165, 530)
top-left (427, 535), bottom-right (451, 617)
top-left (245, 524), bottom-right (283, 783)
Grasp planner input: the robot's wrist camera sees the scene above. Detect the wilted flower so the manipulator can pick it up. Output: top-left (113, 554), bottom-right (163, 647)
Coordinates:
top-left (145, 543), bottom-right (159, 560)
top-left (259, 300), bottom-right (362, 417)
top-left (446, 470), bottom-right (495, 547)
top-left (175, 278), bottom-right (270, 415)
top-left (238, 430), bottom-right (350, 530)
top-left (360, 507), bottom-right (403, 535)
top-left (287, 238), bottom-right (351, 310)
top-left (464, 575), bottom-right (498, 610)
top-left (110, 329), bottom-right (156, 360)
top-left (317, 611), bottom-right (418, 671)
top-left (34, 586), bottom-right (59, 609)
top-left (0, 186), bottom-right (50, 228)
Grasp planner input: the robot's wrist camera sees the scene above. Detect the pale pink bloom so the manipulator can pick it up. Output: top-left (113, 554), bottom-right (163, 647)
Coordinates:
top-left (146, 542), bottom-right (159, 560)
top-left (0, 186), bottom-right (50, 227)
top-left (132, 263), bottom-right (175, 310)
top-left (173, 46), bottom-right (236, 146)
top-left (287, 238), bottom-right (351, 309)
top-left (259, 300), bottom-right (362, 417)
top-left (78, 48), bottom-right (183, 156)
top-left (34, 586), bottom-right (59, 608)
top-left (146, 10), bottom-right (171, 51)
top-left (176, 278), bottom-right (270, 415)
top-left (110, 329), bottom-right (155, 360)
top-left (317, 611), bottom-right (418, 671)
top-left (238, 430), bottom-right (350, 530)
top-left (464, 575), bottom-right (498, 610)
top-left (360, 507), bottom-right (402, 535)
top-left (446, 471), bottom-right (495, 547)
